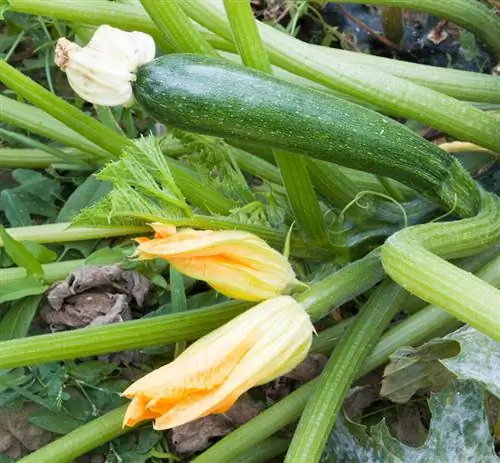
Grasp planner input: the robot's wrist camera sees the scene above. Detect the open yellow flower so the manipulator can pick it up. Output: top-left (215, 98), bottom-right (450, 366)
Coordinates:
top-left (122, 296), bottom-right (313, 430)
top-left (134, 223), bottom-right (300, 301)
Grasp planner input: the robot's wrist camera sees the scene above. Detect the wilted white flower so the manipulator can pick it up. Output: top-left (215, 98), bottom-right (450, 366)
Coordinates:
top-left (55, 25), bottom-right (155, 106)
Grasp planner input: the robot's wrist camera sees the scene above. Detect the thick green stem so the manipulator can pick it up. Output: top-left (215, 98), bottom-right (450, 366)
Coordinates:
top-left (306, 159), bottom-right (361, 209)
top-left (381, 192), bottom-right (500, 340)
top-left (18, 405), bottom-right (131, 463)
top-left (0, 259), bottom-right (85, 285)
top-left (298, 251), bottom-right (384, 321)
top-left (0, 223), bottom-right (148, 248)
top-left (0, 148), bottom-right (82, 169)
top-left (285, 281), bottom-right (407, 463)
top-left (0, 300), bottom-right (253, 368)
top-left (223, 0), bottom-right (272, 73)
top-left (139, 0), bottom-right (216, 55)
top-left (274, 152), bottom-right (329, 244)
top-left (0, 62), bottom-right (134, 158)
top-left (193, 253), bottom-right (500, 462)
top-left (0, 95), bottom-right (106, 160)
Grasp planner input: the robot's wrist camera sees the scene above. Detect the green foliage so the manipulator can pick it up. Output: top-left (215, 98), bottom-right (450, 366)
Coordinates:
top-left (0, 294), bottom-right (44, 340)
top-left (381, 326), bottom-right (500, 402)
top-left (73, 136), bottom-right (192, 227)
top-left (321, 381), bottom-right (498, 462)
top-left (0, 225), bottom-right (43, 278)
top-left (174, 130), bottom-right (254, 202)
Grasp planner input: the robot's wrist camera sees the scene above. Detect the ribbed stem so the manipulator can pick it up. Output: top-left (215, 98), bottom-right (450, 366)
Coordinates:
top-left (285, 281), bottom-right (407, 462)
top-left (139, 0), bottom-right (217, 55)
top-left (298, 251), bottom-right (384, 321)
top-left (381, 191), bottom-right (500, 340)
top-left (0, 95), bottom-right (106, 160)
top-left (193, 253), bottom-right (500, 462)
top-left (0, 62), bottom-right (133, 158)
top-left (0, 300), bottom-right (253, 368)
top-left (18, 405), bottom-right (131, 463)
top-left (0, 223), bottom-right (148, 248)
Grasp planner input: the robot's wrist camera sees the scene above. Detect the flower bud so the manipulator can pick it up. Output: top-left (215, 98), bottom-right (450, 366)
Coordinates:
top-left (55, 25), bottom-right (155, 106)
top-left (134, 223), bottom-right (301, 301)
top-left (123, 296), bottom-right (314, 429)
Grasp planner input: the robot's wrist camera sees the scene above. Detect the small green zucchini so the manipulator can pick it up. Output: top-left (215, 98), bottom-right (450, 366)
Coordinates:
top-left (133, 54), bottom-right (480, 217)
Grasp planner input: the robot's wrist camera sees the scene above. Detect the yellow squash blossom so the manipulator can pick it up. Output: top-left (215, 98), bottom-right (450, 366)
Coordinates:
top-left (122, 296), bottom-right (313, 430)
top-left (134, 223), bottom-right (300, 301)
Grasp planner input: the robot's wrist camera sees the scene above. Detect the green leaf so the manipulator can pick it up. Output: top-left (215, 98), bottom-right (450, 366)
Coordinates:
top-left (322, 381), bottom-right (497, 462)
top-left (441, 326), bottom-right (500, 399)
top-left (0, 295), bottom-right (43, 340)
top-left (0, 226), bottom-right (43, 278)
top-left (381, 326), bottom-right (500, 403)
top-left (0, 189), bottom-right (58, 219)
top-left (57, 175), bottom-right (112, 222)
top-left (380, 339), bottom-right (458, 403)
top-left (73, 136), bottom-right (191, 227)
top-left (21, 241), bottom-right (57, 264)
top-left (28, 408), bottom-right (85, 434)
top-left (11, 169), bottom-right (60, 202)
top-left (174, 130), bottom-right (254, 202)
top-left (0, 190), bottom-right (32, 226)
top-left (85, 247), bottom-right (127, 266)
top-left (0, 278), bottom-right (47, 304)
top-left (67, 361), bottom-right (118, 384)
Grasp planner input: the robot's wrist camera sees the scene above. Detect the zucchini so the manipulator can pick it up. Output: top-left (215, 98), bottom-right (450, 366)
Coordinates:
top-left (133, 54), bottom-right (480, 217)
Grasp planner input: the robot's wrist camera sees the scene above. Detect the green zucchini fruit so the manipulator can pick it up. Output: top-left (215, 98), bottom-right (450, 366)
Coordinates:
top-left (133, 54), bottom-right (480, 217)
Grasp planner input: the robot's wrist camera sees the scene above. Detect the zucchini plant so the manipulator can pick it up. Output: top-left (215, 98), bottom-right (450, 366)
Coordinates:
top-left (0, 0), bottom-right (499, 462)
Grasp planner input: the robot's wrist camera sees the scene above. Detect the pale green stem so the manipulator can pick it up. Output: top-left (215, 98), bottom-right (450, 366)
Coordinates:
top-left (0, 223), bottom-right (149, 248)
top-left (381, 191), bottom-right (500, 340)
top-left (18, 405), bottom-right (131, 463)
top-left (0, 61), bottom-right (134, 158)
top-left (139, 0), bottom-right (217, 55)
top-left (285, 281), bottom-right (407, 463)
top-left (0, 259), bottom-right (85, 285)
top-left (0, 95), bottom-right (106, 160)
top-left (0, 148), bottom-right (84, 169)
top-left (0, 300), bottom-right (253, 368)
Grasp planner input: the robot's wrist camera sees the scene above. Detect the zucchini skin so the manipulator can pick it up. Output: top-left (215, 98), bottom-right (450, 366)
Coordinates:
top-left (134, 54), bottom-right (480, 217)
